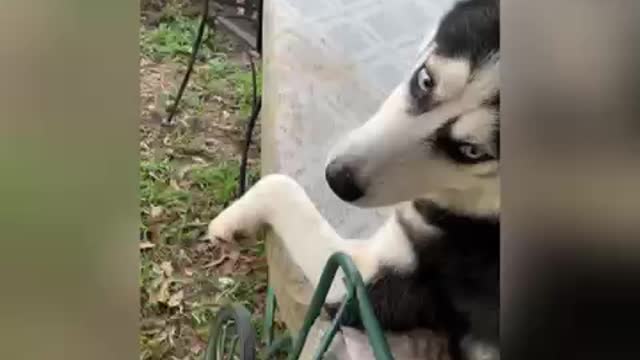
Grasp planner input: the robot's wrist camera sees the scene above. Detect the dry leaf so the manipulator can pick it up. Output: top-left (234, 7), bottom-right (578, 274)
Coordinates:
top-left (150, 279), bottom-right (171, 305)
top-left (167, 325), bottom-right (178, 346)
top-left (168, 290), bottom-right (184, 308)
top-left (190, 341), bottom-right (204, 355)
top-left (160, 261), bottom-right (174, 277)
top-left (220, 250), bottom-right (240, 275)
top-left (191, 156), bottom-right (206, 164)
top-left (150, 206), bottom-right (164, 219)
top-left (178, 249), bottom-right (193, 265)
top-left (177, 163), bottom-right (201, 179)
top-left (148, 330), bottom-right (168, 346)
top-left (203, 254), bottom-right (228, 269)
top-left (170, 179), bottom-right (182, 191)
top-left (140, 241), bottom-right (156, 250)
top-left (218, 277), bottom-right (235, 288)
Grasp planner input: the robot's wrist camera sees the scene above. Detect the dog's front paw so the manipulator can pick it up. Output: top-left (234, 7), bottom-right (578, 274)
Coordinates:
top-left (207, 203), bottom-right (261, 244)
top-left (207, 214), bottom-right (237, 244)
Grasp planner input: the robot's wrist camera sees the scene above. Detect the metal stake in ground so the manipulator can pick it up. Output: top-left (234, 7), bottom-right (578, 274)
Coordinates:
top-left (163, 0), bottom-right (210, 126)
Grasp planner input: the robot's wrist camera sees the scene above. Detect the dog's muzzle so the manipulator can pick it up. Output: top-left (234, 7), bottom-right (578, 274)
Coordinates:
top-left (325, 159), bottom-right (364, 202)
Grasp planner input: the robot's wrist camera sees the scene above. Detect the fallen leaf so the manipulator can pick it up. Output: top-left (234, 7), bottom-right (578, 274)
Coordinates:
top-left (218, 277), bottom-right (235, 288)
top-left (177, 249), bottom-right (193, 265)
top-left (149, 278), bottom-right (171, 305)
top-left (191, 156), bottom-right (206, 164)
top-left (203, 254), bottom-right (228, 269)
top-left (177, 163), bottom-right (206, 179)
top-left (147, 330), bottom-right (168, 346)
top-left (168, 290), bottom-right (184, 308)
top-left (235, 263), bottom-right (251, 276)
top-left (150, 206), bottom-right (164, 219)
top-left (167, 325), bottom-right (178, 346)
top-left (160, 261), bottom-right (174, 277)
top-left (141, 318), bottom-right (166, 330)
top-left (194, 242), bottom-right (211, 254)
top-left (140, 241), bottom-right (156, 250)
top-left (170, 179), bottom-right (182, 191)
top-left (190, 341), bottom-right (204, 355)
top-left (220, 249), bottom-right (240, 275)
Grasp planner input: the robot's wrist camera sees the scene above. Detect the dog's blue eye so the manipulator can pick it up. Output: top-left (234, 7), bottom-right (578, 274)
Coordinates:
top-left (459, 144), bottom-right (485, 160)
top-left (417, 67), bottom-right (434, 92)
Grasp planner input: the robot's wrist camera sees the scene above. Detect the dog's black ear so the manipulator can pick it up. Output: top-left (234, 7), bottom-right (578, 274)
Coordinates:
top-left (434, 0), bottom-right (500, 67)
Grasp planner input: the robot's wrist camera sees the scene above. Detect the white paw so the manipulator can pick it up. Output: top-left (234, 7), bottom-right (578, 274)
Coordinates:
top-left (207, 205), bottom-right (260, 244)
top-left (207, 214), bottom-right (237, 244)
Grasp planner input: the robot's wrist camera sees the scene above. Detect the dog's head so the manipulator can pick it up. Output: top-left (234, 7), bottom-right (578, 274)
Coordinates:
top-left (326, 0), bottom-right (500, 216)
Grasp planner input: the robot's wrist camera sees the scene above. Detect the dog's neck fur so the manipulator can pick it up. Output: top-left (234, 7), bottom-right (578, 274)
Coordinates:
top-left (416, 181), bottom-right (500, 220)
top-left (393, 182), bottom-right (500, 257)
top-left (339, 184), bottom-right (500, 342)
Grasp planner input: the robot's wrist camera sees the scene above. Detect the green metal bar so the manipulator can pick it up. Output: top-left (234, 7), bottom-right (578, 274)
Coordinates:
top-left (263, 286), bottom-right (277, 346)
top-left (264, 334), bottom-right (293, 358)
top-left (286, 252), bottom-right (394, 360)
top-left (312, 284), bottom-right (356, 359)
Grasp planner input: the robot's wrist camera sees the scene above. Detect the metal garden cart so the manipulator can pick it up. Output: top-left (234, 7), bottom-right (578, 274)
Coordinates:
top-left (202, 252), bottom-right (394, 360)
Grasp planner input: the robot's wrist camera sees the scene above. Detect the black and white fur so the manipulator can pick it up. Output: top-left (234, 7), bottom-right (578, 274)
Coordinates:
top-left (208, 0), bottom-right (499, 359)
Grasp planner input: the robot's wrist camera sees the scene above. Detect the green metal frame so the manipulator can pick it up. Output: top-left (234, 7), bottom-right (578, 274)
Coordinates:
top-left (208, 252), bottom-right (394, 359)
top-left (263, 252), bottom-right (394, 360)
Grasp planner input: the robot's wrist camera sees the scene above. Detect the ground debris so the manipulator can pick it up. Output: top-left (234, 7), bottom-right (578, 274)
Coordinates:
top-left (139, 5), bottom-right (267, 358)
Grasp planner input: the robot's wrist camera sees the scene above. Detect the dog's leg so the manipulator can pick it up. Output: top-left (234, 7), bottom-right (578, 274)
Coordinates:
top-left (209, 174), bottom-right (373, 300)
top-left (209, 174), bottom-right (420, 301)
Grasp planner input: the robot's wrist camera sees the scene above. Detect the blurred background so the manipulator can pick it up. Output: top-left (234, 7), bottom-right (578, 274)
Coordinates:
top-left (503, 0), bottom-right (640, 358)
top-left (0, 1), bottom-right (138, 360)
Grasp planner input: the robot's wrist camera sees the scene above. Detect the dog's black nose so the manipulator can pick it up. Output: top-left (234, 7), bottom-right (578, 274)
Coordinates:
top-left (325, 160), bottom-right (364, 202)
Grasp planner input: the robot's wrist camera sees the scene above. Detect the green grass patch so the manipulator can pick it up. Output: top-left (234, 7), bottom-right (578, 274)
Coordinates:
top-left (140, 158), bottom-right (259, 245)
top-left (141, 15), bottom-right (230, 62)
top-left (140, 12), bottom-right (267, 359)
top-left (141, 16), bottom-right (201, 61)
top-left (141, 14), bottom-right (262, 121)
top-left (230, 68), bottom-right (263, 119)
top-left (140, 160), bottom-right (191, 210)
top-left (196, 56), bottom-right (263, 119)
top-left (190, 161), bottom-right (241, 205)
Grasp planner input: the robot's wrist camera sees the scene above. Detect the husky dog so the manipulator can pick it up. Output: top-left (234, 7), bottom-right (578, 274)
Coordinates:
top-left (208, 0), bottom-right (499, 358)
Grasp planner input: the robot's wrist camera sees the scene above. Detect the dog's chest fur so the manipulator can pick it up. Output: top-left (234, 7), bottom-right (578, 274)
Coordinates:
top-left (328, 200), bottom-right (499, 351)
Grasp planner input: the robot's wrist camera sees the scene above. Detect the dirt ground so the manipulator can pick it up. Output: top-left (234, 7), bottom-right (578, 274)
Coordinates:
top-left (139, 1), bottom-right (270, 359)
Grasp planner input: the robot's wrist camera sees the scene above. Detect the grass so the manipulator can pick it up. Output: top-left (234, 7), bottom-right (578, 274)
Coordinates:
top-left (195, 56), bottom-right (263, 119)
top-left (140, 159), bottom-right (256, 245)
top-left (141, 160), bottom-right (190, 209)
top-left (190, 162), bottom-right (240, 204)
top-left (140, 14), bottom-right (232, 62)
top-left (141, 14), bottom-right (262, 120)
top-left (140, 157), bottom-right (267, 359)
top-left (231, 68), bottom-right (263, 119)
top-left (141, 16), bottom-right (202, 62)
top-left (140, 6), bottom-right (272, 358)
